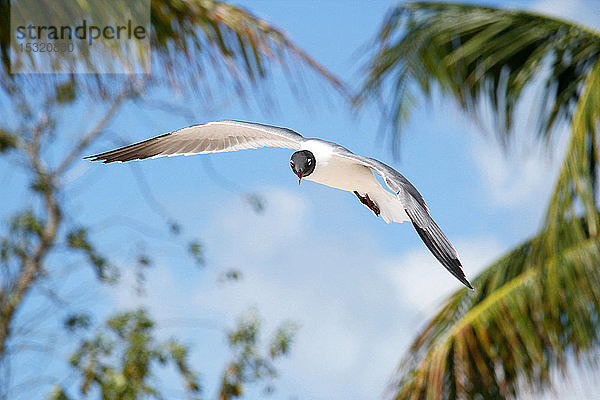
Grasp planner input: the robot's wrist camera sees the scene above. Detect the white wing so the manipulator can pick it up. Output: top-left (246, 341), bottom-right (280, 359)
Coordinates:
top-left (86, 120), bottom-right (305, 163)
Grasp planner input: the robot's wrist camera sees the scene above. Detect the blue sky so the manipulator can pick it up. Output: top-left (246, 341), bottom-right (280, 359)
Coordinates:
top-left (4, 0), bottom-right (600, 399)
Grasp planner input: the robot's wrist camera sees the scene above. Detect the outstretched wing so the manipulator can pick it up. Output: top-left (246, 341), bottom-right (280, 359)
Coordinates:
top-left (334, 149), bottom-right (473, 289)
top-left (86, 120), bottom-right (305, 163)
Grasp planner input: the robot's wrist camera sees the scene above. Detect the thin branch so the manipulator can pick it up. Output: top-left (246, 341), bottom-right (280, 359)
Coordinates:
top-left (0, 189), bottom-right (61, 354)
top-left (54, 85), bottom-right (133, 178)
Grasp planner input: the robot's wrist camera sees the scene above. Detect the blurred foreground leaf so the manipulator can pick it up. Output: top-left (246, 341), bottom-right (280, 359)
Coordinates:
top-left (69, 309), bottom-right (201, 399)
top-left (220, 309), bottom-right (298, 399)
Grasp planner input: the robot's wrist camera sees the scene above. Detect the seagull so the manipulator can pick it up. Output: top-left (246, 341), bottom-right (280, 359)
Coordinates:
top-left (86, 120), bottom-right (472, 289)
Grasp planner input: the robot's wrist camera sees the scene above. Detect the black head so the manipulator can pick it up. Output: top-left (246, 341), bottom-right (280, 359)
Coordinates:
top-left (290, 150), bottom-right (316, 184)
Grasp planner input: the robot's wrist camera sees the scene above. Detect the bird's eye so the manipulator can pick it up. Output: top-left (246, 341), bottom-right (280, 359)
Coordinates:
top-left (290, 161), bottom-right (295, 167)
top-left (307, 159), bottom-right (312, 165)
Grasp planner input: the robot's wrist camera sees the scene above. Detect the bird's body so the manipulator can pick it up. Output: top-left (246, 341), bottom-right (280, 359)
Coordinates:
top-left (87, 120), bottom-right (472, 289)
top-left (302, 140), bottom-right (373, 191)
top-left (301, 139), bottom-right (409, 223)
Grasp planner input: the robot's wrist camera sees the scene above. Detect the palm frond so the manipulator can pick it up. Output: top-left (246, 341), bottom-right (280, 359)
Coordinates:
top-left (543, 58), bottom-right (600, 236)
top-left (148, 0), bottom-right (346, 98)
top-left (1, 0), bottom-right (345, 101)
top-left (357, 1), bottom-right (600, 146)
top-left (392, 216), bottom-right (600, 399)
top-left (364, 3), bottom-right (600, 399)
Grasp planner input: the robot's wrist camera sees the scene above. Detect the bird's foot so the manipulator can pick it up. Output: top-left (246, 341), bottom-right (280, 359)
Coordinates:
top-left (353, 191), bottom-right (380, 216)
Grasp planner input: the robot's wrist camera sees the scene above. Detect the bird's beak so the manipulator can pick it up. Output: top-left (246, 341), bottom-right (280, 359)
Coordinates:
top-left (296, 171), bottom-right (302, 185)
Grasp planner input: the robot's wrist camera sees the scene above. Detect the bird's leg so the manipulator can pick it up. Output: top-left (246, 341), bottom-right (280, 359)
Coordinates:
top-left (353, 190), bottom-right (368, 205)
top-left (353, 191), bottom-right (380, 216)
top-left (364, 194), bottom-right (380, 216)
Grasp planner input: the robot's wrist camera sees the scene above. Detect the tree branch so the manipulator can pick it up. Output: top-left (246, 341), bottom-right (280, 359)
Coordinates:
top-left (0, 108), bottom-right (62, 356)
top-left (54, 86), bottom-right (132, 178)
top-left (0, 171), bottom-right (61, 358)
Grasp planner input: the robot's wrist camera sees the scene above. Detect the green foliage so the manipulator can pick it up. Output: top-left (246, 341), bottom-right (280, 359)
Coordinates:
top-left (220, 310), bottom-right (297, 399)
top-left (2, 0), bottom-right (345, 101)
top-left (66, 228), bottom-right (118, 283)
top-left (0, 238), bottom-right (9, 262)
top-left (136, 255), bottom-right (152, 267)
top-left (55, 80), bottom-right (77, 104)
top-left (187, 240), bottom-right (205, 267)
top-left (544, 57), bottom-right (600, 236)
top-left (391, 216), bottom-right (600, 399)
top-left (30, 174), bottom-right (54, 194)
top-left (219, 269), bottom-right (243, 283)
top-left (1, 1), bottom-right (329, 397)
top-left (268, 321), bottom-right (297, 359)
top-left (64, 313), bottom-right (92, 333)
top-left (47, 386), bottom-right (72, 400)
top-left (147, 0), bottom-right (345, 96)
top-left (358, 2), bottom-right (600, 399)
top-left (4, 210), bottom-right (45, 257)
top-left (9, 210), bottom-right (44, 238)
top-left (0, 128), bottom-right (17, 153)
top-left (357, 1), bottom-right (600, 147)
top-left (68, 309), bottom-right (201, 399)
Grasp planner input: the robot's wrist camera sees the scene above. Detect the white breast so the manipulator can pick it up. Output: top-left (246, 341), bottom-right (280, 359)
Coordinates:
top-left (300, 140), bottom-right (380, 192)
top-left (299, 139), bottom-right (409, 224)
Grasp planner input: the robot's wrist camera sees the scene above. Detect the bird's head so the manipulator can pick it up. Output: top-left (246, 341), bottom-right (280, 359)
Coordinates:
top-left (290, 150), bottom-right (316, 185)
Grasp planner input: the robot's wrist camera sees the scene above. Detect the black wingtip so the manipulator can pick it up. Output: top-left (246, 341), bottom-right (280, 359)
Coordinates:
top-left (458, 273), bottom-right (474, 290)
top-left (448, 258), bottom-right (473, 290)
top-left (405, 209), bottom-right (474, 290)
top-left (444, 256), bottom-right (473, 290)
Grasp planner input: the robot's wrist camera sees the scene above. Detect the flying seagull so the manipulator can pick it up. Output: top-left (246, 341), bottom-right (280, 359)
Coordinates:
top-left (86, 120), bottom-right (473, 289)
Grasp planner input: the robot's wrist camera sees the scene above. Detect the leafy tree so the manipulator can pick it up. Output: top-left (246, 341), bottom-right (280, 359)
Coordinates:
top-left (219, 310), bottom-right (298, 400)
top-left (359, 2), bottom-right (600, 399)
top-left (56, 309), bottom-right (200, 399)
top-left (0, 0), bottom-right (343, 397)
top-left (46, 308), bottom-right (295, 400)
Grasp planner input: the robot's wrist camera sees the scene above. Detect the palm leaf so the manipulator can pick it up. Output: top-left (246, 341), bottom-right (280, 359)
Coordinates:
top-left (357, 3), bottom-right (600, 399)
top-left (358, 1), bottom-right (600, 250)
top-left (0, 0), bottom-right (345, 100)
top-left (357, 1), bottom-right (600, 146)
top-left (392, 216), bottom-right (600, 399)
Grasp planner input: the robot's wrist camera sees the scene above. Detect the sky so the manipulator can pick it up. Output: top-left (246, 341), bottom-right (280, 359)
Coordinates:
top-left (3, 0), bottom-right (600, 399)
